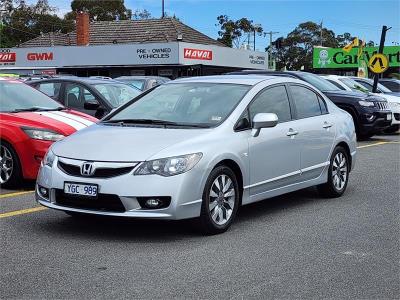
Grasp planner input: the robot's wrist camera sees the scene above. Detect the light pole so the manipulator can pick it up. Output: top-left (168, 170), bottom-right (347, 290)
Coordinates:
top-left (253, 24), bottom-right (262, 51)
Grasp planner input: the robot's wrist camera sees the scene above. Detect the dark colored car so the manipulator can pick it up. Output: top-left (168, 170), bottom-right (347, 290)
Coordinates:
top-left (379, 78), bottom-right (400, 93)
top-left (115, 76), bottom-right (170, 91)
top-left (27, 78), bottom-right (141, 118)
top-left (228, 70), bottom-right (392, 139)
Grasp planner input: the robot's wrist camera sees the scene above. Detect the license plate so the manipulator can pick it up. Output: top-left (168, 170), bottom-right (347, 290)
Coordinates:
top-left (387, 113), bottom-right (392, 121)
top-left (64, 182), bottom-right (98, 197)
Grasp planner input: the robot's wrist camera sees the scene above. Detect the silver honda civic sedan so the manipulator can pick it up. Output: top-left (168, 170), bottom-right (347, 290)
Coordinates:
top-left (36, 75), bottom-right (357, 234)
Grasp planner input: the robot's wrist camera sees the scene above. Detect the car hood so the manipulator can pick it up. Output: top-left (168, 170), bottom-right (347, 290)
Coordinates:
top-left (52, 124), bottom-right (211, 162)
top-left (323, 90), bottom-right (385, 101)
top-left (0, 110), bottom-right (96, 136)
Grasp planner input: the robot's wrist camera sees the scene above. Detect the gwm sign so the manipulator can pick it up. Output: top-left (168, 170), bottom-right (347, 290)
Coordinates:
top-left (27, 52), bottom-right (53, 61)
top-left (313, 46), bottom-right (400, 69)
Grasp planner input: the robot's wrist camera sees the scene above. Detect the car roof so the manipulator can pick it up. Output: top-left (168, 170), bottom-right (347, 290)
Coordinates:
top-left (27, 77), bottom-right (123, 85)
top-left (115, 76), bottom-right (169, 80)
top-left (170, 75), bottom-right (284, 85)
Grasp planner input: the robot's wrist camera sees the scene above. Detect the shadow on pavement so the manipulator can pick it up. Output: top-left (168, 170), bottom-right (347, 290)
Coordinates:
top-left (33, 187), bottom-right (327, 241)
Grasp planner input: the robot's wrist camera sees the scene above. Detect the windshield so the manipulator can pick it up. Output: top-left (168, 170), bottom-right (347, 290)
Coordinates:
top-left (0, 81), bottom-right (63, 112)
top-left (94, 83), bottom-right (141, 107)
top-left (117, 79), bottom-right (146, 91)
top-left (107, 83), bottom-right (251, 127)
top-left (339, 78), bottom-right (369, 93)
top-left (300, 73), bottom-right (341, 91)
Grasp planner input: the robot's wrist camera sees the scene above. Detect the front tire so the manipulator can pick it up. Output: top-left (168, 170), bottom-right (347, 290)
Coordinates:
top-left (0, 141), bottom-right (22, 188)
top-left (318, 146), bottom-right (350, 198)
top-left (198, 166), bottom-right (240, 235)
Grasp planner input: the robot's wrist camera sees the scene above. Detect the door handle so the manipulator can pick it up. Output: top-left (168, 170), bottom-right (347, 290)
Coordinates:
top-left (323, 122), bottom-right (333, 129)
top-left (286, 128), bottom-right (299, 137)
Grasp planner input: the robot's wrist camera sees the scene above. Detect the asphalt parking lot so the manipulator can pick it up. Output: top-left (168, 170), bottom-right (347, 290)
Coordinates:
top-left (1, 134), bottom-right (399, 299)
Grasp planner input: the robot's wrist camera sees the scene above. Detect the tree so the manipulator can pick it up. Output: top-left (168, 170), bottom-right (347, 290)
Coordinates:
top-left (336, 32), bottom-right (355, 47)
top-left (132, 9), bottom-right (151, 20)
top-left (271, 21), bottom-right (338, 71)
top-left (216, 15), bottom-right (263, 48)
top-left (65, 0), bottom-right (132, 21)
top-left (0, 0), bottom-right (73, 48)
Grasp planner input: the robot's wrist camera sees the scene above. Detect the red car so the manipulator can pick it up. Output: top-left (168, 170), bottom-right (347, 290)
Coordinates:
top-left (0, 78), bottom-right (97, 187)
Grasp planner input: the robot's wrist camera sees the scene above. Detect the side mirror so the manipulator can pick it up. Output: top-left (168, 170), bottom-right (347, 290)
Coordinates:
top-left (251, 113), bottom-right (278, 137)
top-left (84, 100), bottom-right (100, 110)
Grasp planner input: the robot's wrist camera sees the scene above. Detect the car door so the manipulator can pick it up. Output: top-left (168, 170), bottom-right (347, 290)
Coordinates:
top-left (64, 83), bottom-right (99, 116)
top-left (247, 85), bottom-right (301, 200)
top-left (288, 84), bottom-right (336, 181)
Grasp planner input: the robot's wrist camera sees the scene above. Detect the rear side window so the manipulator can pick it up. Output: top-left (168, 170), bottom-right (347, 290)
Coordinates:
top-left (290, 85), bottom-right (322, 119)
top-left (249, 85), bottom-right (292, 123)
top-left (37, 82), bottom-right (61, 98)
top-left (326, 79), bottom-right (346, 90)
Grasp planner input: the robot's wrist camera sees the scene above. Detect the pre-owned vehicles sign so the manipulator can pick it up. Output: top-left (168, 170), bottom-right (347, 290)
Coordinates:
top-left (313, 46), bottom-right (400, 68)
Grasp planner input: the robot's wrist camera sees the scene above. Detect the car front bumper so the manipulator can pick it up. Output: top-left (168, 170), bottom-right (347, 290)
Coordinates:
top-left (36, 156), bottom-right (208, 220)
top-left (388, 103), bottom-right (400, 125)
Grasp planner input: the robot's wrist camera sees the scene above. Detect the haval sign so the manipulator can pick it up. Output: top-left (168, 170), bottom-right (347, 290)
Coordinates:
top-left (0, 52), bottom-right (16, 63)
top-left (27, 52), bottom-right (53, 61)
top-left (184, 48), bottom-right (213, 60)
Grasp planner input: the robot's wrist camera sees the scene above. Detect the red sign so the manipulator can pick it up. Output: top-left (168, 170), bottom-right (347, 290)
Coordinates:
top-left (0, 53), bottom-right (16, 63)
top-left (184, 48), bottom-right (213, 60)
top-left (41, 70), bottom-right (57, 75)
top-left (27, 52), bottom-right (53, 61)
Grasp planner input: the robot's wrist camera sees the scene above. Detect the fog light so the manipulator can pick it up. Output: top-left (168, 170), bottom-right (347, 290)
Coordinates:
top-left (38, 186), bottom-right (49, 199)
top-left (365, 114), bottom-right (375, 122)
top-left (145, 198), bottom-right (162, 208)
top-left (137, 197), bottom-right (171, 209)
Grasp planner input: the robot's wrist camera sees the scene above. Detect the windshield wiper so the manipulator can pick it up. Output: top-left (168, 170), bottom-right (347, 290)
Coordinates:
top-left (12, 106), bottom-right (64, 113)
top-left (102, 119), bottom-right (210, 128)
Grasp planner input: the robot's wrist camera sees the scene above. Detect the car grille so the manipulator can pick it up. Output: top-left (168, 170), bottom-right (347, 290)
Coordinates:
top-left (55, 189), bottom-right (125, 212)
top-left (57, 159), bottom-right (138, 178)
top-left (375, 101), bottom-right (389, 110)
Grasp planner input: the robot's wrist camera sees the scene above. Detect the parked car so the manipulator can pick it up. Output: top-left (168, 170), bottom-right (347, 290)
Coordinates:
top-left (322, 75), bottom-right (400, 133)
top-left (0, 78), bottom-right (96, 187)
top-left (378, 78), bottom-right (400, 92)
top-left (351, 77), bottom-right (400, 97)
top-left (36, 75), bottom-right (356, 234)
top-left (115, 76), bottom-right (170, 91)
top-left (27, 78), bottom-right (141, 118)
top-left (228, 70), bottom-right (392, 139)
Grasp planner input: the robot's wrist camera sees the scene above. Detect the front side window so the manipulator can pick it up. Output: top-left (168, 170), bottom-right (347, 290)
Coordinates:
top-left (326, 79), bottom-right (346, 91)
top-left (249, 85), bottom-right (292, 123)
top-left (339, 78), bottom-right (368, 93)
top-left (290, 85), bottom-right (322, 119)
top-left (65, 83), bottom-right (97, 109)
top-left (107, 83), bottom-right (251, 127)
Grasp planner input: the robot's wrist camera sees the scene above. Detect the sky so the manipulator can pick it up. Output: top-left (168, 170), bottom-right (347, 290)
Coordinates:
top-left (32, 0), bottom-right (400, 51)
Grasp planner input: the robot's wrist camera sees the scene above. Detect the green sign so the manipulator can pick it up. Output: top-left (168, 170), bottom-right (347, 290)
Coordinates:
top-left (313, 46), bottom-right (400, 69)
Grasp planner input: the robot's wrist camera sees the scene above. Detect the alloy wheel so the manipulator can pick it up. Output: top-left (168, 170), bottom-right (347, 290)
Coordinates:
top-left (0, 145), bottom-right (14, 184)
top-left (209, 174), bottom-right (235, 225)
top-left (332, 152), bottom-right (347, 191)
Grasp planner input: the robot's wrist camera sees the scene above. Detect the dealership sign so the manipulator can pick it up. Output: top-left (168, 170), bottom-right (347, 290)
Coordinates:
top-left (313, 46), bottom-right (400, 69)
top-left (184, 48), bottom-right (213, 60)
top-left (0, 42), bottom-right (268, 70)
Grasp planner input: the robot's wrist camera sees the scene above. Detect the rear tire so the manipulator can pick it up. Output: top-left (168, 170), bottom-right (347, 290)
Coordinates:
top-left (318, 146), bottom-right (350, 198)
top-left (0, 141), bottom-right (22, 188)
top-left (197, 166), bottom-right (240, 235)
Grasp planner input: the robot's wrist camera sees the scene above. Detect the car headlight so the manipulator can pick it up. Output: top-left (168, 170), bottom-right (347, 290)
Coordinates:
top-left (22, 127), bottom-right (65, 141)
top-left (389, 102), bottom-right (400, 109)
top-left (42, 149), bottom-right (56, 167)
top-left (134, 153), bottom-right (202, 176)
top-left (358, 100), bottom-right (375, 107)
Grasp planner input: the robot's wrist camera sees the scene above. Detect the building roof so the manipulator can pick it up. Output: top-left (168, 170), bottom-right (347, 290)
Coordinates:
top-left (19, 18), bottom-right (225, 48)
